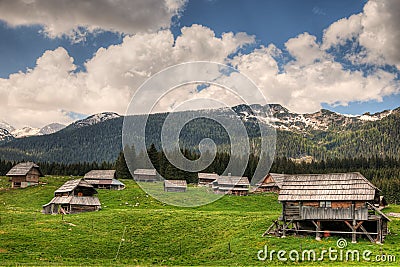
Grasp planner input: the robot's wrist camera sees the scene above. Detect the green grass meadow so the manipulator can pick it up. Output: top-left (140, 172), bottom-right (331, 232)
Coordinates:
top-left (0, 176), bottom-right (400, 266)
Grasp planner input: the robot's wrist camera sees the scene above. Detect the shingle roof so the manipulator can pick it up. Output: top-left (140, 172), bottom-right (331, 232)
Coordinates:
top-left (134, 169), bottom-right (157, 176)
top-left (217, 176), bottom-right (250, 186)
top-left (164, 180), bottom-right (187, 188)
top-left (258, 173), bottom-right (287, 189)
top-left (84, 170), bottom-right (116, 180)
top-left (278, 172), bottom-right (378, 201)
top-left (55, 179), bottom-right (95, 194)
top-left (198, 173), bottom-right (219, 180)
top-left (43, 196), bottom-right (101, 206)
top-left (6, 162), bottom-right (43, 177)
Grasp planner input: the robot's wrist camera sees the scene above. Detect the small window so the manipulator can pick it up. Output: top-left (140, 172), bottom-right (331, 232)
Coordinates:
top-left (320, 201), bottom-right (332, 208)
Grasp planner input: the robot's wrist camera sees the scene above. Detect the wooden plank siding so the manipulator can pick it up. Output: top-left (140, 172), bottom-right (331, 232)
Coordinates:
top-left (301, 206), bottom-right (369, 220)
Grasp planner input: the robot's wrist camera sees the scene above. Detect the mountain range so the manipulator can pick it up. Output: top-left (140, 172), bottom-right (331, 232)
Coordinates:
top-left (0, 121), bottom-right (66, 140)
top-left (0, 104), bottom-right (399, 163)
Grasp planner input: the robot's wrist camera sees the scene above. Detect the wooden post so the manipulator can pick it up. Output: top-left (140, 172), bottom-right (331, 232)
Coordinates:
top-left (352, 220), bottom-right (357, 243)
top-left (313, 220), bottom-right (321, 241)
top-left (282, 203), bottom-right (286, 238)
top-left (299, 201), bottom-right (303, 219)
top-left (376, 219), bottom-right (382, 244)
top-left (282, 222), bottom-right (286, 238)
top-left (351, 202), bottom-right (357, 244)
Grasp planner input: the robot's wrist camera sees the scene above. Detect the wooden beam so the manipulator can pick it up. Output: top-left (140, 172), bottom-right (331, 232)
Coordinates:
top-left (311, 220), bottom-right (319, 228)
top-left (282, 219), bottom-right (293, 238)
top-left (359, 225), bottom-right (375, 243)
top-left (263, 220), bottom-right (278, 237)
top-left (285, 229), bottom-right (378, 235)
top-left (344, 220), bottom-right (353, 230)
top-left (354, 221), bottom-right (364, 230)
top-left (366, 202), bottom-right (391, 221)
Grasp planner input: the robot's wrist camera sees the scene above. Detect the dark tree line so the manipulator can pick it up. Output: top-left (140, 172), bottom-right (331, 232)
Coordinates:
top-left (2, 148), bottom-right (400, 203)
top-left (0, 159), bottom-right (114, 177)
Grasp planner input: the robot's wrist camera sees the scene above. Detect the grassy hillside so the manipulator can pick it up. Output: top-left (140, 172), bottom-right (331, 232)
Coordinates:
top-left (0, 176), bottom-right (399, 266)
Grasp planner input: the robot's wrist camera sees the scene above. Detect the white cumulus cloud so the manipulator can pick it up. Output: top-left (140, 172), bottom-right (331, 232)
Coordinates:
top-left (0, 25), bottom-right (255, 128)
top-left (323, 0), bottom-right (400, 69)
top-left (0, 0), bottom-right (186, 41)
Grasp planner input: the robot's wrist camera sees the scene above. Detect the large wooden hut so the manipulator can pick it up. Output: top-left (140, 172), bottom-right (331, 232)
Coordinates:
top-left (133, 169), bottom-right (157, 182)
top-left (6, 162), bottom-right (44, 188)
top-left (164, 180), bottom-right (187, 192)
top-left (42, 179), bottom-right (101, 214)
top-left (198, 173), bottom-right (219, 187)
top-left (83, 170), bottom-right (125, 190)
top-left (255, 173), bottom-right (286, 193)
top-left (266, 172), bottom-right (390, 243)
top-left (213, 175), bottom-right (250, 196)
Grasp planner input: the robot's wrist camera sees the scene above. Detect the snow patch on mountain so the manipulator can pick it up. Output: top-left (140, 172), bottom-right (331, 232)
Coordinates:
top-left (11, 127), bottom-right (41, 138)
top-left (39, 123), bottom-right (66, 135)
top-left (70, 112), bottom-right (121, 129)
top-left (232, 104), bottom-right (398, 133)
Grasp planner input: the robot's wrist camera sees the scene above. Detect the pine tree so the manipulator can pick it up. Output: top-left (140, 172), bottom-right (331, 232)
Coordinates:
top-left (148, 143), bottom-right (159, 170)
top-left (115, 151), bottom-right (132, 179)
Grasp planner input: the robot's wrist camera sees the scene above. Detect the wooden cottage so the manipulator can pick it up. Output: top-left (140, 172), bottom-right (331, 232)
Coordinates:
top-left (83, 170), bottom-right (125, 190)
top-left (164, 180), bottom-right (187, 192)
top-left (213, 175), bottom-right (250, 196)
top-left (266, 173), bottom-right (390, 243)
top-left (255, 173), bottom-right (286, 193)
top-left (133, 169), bottom-right (157, 182)
top-left (42, 179), bottom-right (101, 214)
top-left (198, 173), bottom-right (219, 186)
top-left (6, 162), bottom-right (44, 188)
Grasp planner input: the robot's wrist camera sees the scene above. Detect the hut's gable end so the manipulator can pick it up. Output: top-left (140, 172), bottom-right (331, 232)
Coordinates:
top-left (256, 173), bottom-right (287, 192)
top-left (26, 168), bottom-right (41, 182)
top-left (164, 180), bottom-right (187, 192)
top-left (134, 169), bottom-right (157, 182)
top-left (54, 179), bottom-right (97, 197)
top-left (6, 162), bottom-right (42, 188)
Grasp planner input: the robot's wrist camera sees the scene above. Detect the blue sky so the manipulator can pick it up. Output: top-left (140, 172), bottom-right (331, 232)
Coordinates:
top-left (0, 0), bottom-right (399, 127)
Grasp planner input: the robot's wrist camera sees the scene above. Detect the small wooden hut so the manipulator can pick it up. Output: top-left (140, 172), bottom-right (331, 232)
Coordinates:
top-left (133, 169), bottom-right (157, 182)
top-left (42, 179), bottom-right (101, 214)
top-left (213, 175), bottom-right (250, 196)
top-left (164, 180), bottom-right (187, 192)
top-left (83, 170), bottom-right (125, 190)
top-left (255, 173), bottom-right (286, 193)
top-left (265, 172), bottom-right (390, 243)
top-left (198, 173), bottom-right (219, 186)
top-left (6, 162), bottom-right (44, 188)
